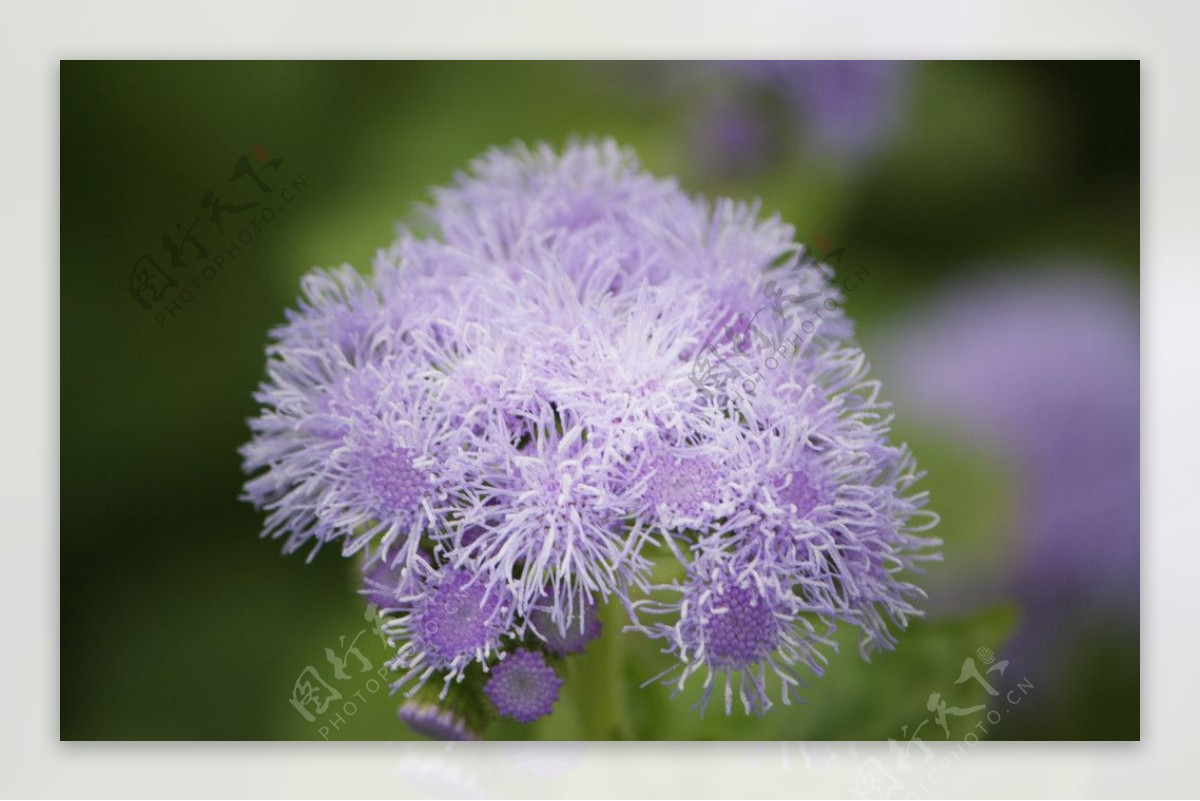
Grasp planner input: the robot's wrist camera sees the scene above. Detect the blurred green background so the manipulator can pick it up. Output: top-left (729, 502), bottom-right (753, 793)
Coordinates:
top-left (60, 61), bottom-right (1138, 741)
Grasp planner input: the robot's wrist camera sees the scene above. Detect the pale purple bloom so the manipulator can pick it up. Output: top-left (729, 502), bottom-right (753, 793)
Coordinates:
top-left (633, 555), bottom-right (835, 716)
top-left (385, 564), bottom-right (515, 695)
top-left (631, 446), bottom-right (736, 532)
top-left (241, 348), bottom-right (459, 562)
top-left (485, 649), bottom-right (563, 723)
top-left (242, 140), bottom-right (937, 723)
top-left (628, 344), bottom-right (937, 713)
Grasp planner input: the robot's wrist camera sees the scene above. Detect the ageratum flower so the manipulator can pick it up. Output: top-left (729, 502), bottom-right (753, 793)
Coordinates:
top-left (484, 649), bottom-right (564, 723)
top-left (241, 139), bottom-right (938, 730)
top-left (384, 561), bottom-right (515, 694)
top-left (634, 554), bottom-right (836, 715)
top-left (241, 317), bottom-right (461, 562)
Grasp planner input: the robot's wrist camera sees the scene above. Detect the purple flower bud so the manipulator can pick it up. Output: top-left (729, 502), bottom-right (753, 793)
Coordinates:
top-left (485, 649), bottom-right (564, 724)
top-left (530, 603), bottom-right (603, 656)
top-left (398, 699), bottom-right (480, 741)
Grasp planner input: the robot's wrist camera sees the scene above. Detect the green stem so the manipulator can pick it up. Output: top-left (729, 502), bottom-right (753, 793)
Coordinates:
top-left (574, 600), bottom-right (635, 740)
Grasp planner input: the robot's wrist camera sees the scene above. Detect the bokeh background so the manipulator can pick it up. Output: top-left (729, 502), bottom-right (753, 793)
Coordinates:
top-left (60, 61), bottom-right (1139, 741)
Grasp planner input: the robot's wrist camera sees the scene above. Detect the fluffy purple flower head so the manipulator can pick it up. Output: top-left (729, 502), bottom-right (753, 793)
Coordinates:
top-left (633, 446), bottom-right (732, 530)
top-left (485, 649), bottom-right (564, 723)
top-left (385, 563), bottom-right (514, 695)
top-left (241, 139), bottom-right (937, 723)
top-left (241, 347), bottom-right (458, 562)
top-left (633, 556), bottom-right (836, 716)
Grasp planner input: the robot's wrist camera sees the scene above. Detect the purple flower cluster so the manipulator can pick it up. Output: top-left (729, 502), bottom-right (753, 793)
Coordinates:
top-left (241, 139), bottom-right (938, 728)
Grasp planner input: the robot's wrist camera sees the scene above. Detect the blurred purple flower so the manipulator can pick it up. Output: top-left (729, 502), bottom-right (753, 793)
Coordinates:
top-left (741, 61), bottom-right (910, 158)
top-left (881, 267), bottom-right (1138, 616)
top-left (689, 98), bottom-right (778, 179)
top-left (398, 699), bottom-right (480, 741)
top-left (680, 61), bottom-right (911, 177)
